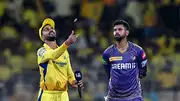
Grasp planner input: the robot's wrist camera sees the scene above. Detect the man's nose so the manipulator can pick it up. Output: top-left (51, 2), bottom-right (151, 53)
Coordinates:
top-left (50, 29), bottom-right (54, 32)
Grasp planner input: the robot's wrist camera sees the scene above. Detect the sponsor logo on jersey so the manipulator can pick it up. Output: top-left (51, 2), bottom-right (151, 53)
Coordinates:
top-left (55, 62), bottom-right (67, 67)
top-left (109, 56), bottom-right (123, 61)
top-left (111, 63), bottom-right (136, 69)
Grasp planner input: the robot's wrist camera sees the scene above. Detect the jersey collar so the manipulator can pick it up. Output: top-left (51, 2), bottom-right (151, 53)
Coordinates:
top-left (43, 43), bottom-right (59, 50)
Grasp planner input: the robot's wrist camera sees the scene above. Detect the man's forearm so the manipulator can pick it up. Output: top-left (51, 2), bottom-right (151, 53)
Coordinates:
top-left (51, 42), bottom-right (68, 59)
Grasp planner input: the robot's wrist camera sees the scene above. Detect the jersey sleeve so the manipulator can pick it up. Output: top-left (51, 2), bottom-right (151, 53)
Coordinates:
top-left (137, 49), bottom-right (147, 79)
top-left (102, 51), bottom-right (111, 79)
top-left (37, 43), bottom-right (69, 64)
top-left (66, 52), bottom-right (76, 85)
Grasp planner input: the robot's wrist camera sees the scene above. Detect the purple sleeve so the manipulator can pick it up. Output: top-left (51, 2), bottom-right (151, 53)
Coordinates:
top-left (102, 51), bottom-right (111, 79)
top-left (137, 49), bottom-right (147, 79)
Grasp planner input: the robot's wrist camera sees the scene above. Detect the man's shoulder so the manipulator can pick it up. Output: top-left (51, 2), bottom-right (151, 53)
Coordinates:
top-left (130, 42), bottom-right (144, 51)
top-left (103, 44), bottom-right (114, 54)
top-left (37, 46), bottom-right (46, 56)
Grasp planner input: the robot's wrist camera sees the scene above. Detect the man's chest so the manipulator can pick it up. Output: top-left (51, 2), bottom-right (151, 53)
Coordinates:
top-left (109, 51), bottom-right (137, 64)
top-left (109, 51), bottom-right (138, 70)
top-left (51, 52), bottom-right (68, 68)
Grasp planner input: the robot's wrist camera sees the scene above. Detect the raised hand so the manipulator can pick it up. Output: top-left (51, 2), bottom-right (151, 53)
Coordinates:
top-left (65, 30), bottom-right (78, 46)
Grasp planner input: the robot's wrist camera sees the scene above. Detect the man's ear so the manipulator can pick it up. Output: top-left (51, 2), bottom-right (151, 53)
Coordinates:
top-left (126, 30), bottom-right (129, 36)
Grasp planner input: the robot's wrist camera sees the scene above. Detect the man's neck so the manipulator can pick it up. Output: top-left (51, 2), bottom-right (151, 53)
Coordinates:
top-left (45, 40), bottom-right (57, 49)
top-left (116, 38), bottom-right (128, 53)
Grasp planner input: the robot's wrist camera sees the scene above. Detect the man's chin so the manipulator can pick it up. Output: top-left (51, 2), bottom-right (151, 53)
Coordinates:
top-left (114, 37), bottom-right (124, 42)
top-left (45, 36), bottom-right (56, 41)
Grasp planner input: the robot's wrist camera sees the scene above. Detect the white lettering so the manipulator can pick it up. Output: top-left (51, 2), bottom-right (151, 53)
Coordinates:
top-left (121, 63), bottom-right (125, 69)
top-left (111, 63), bottom-right (136, 70)
top-left (126, 63), bottom-right (131, 69)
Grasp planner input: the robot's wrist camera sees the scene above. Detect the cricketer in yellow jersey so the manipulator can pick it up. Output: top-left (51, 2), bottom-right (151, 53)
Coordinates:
top-left (37, 18), bottom-right (84, 101)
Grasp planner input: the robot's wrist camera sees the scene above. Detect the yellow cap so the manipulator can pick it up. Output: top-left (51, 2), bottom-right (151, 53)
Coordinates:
top-left (39, 18), bottom-right (55, 41)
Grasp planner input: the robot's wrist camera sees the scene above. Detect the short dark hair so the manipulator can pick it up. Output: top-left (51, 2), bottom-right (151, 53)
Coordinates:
top-left (113, 20), bottom-right (130, 30)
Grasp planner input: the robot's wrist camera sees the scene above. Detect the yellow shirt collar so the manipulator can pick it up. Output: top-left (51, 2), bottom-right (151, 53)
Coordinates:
top-left (43, 43), bottom-right (59, 50)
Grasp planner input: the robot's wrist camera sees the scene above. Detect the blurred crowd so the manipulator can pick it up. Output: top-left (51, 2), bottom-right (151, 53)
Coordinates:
top-left (0, 0), bottom-right (180, 101)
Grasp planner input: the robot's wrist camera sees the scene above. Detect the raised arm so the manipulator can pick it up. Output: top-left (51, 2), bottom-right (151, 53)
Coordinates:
top-left (37, 31), bottom-right (78, 64)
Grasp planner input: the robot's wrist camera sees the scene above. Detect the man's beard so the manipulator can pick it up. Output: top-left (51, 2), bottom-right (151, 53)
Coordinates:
top-left (45, 31), bottom-right (56, 41)
top-left (114, 34), bottom-right (126, 42)
top-left (45, 36), bottom-right (56, 41)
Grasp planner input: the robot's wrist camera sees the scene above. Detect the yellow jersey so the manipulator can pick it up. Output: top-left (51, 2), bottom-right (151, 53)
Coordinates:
top-left (37, 43), bottom-right (75, 91)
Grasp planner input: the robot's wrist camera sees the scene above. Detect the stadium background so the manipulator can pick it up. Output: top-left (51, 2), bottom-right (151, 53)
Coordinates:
top-left (0, 0), bottom-right (180, 101)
